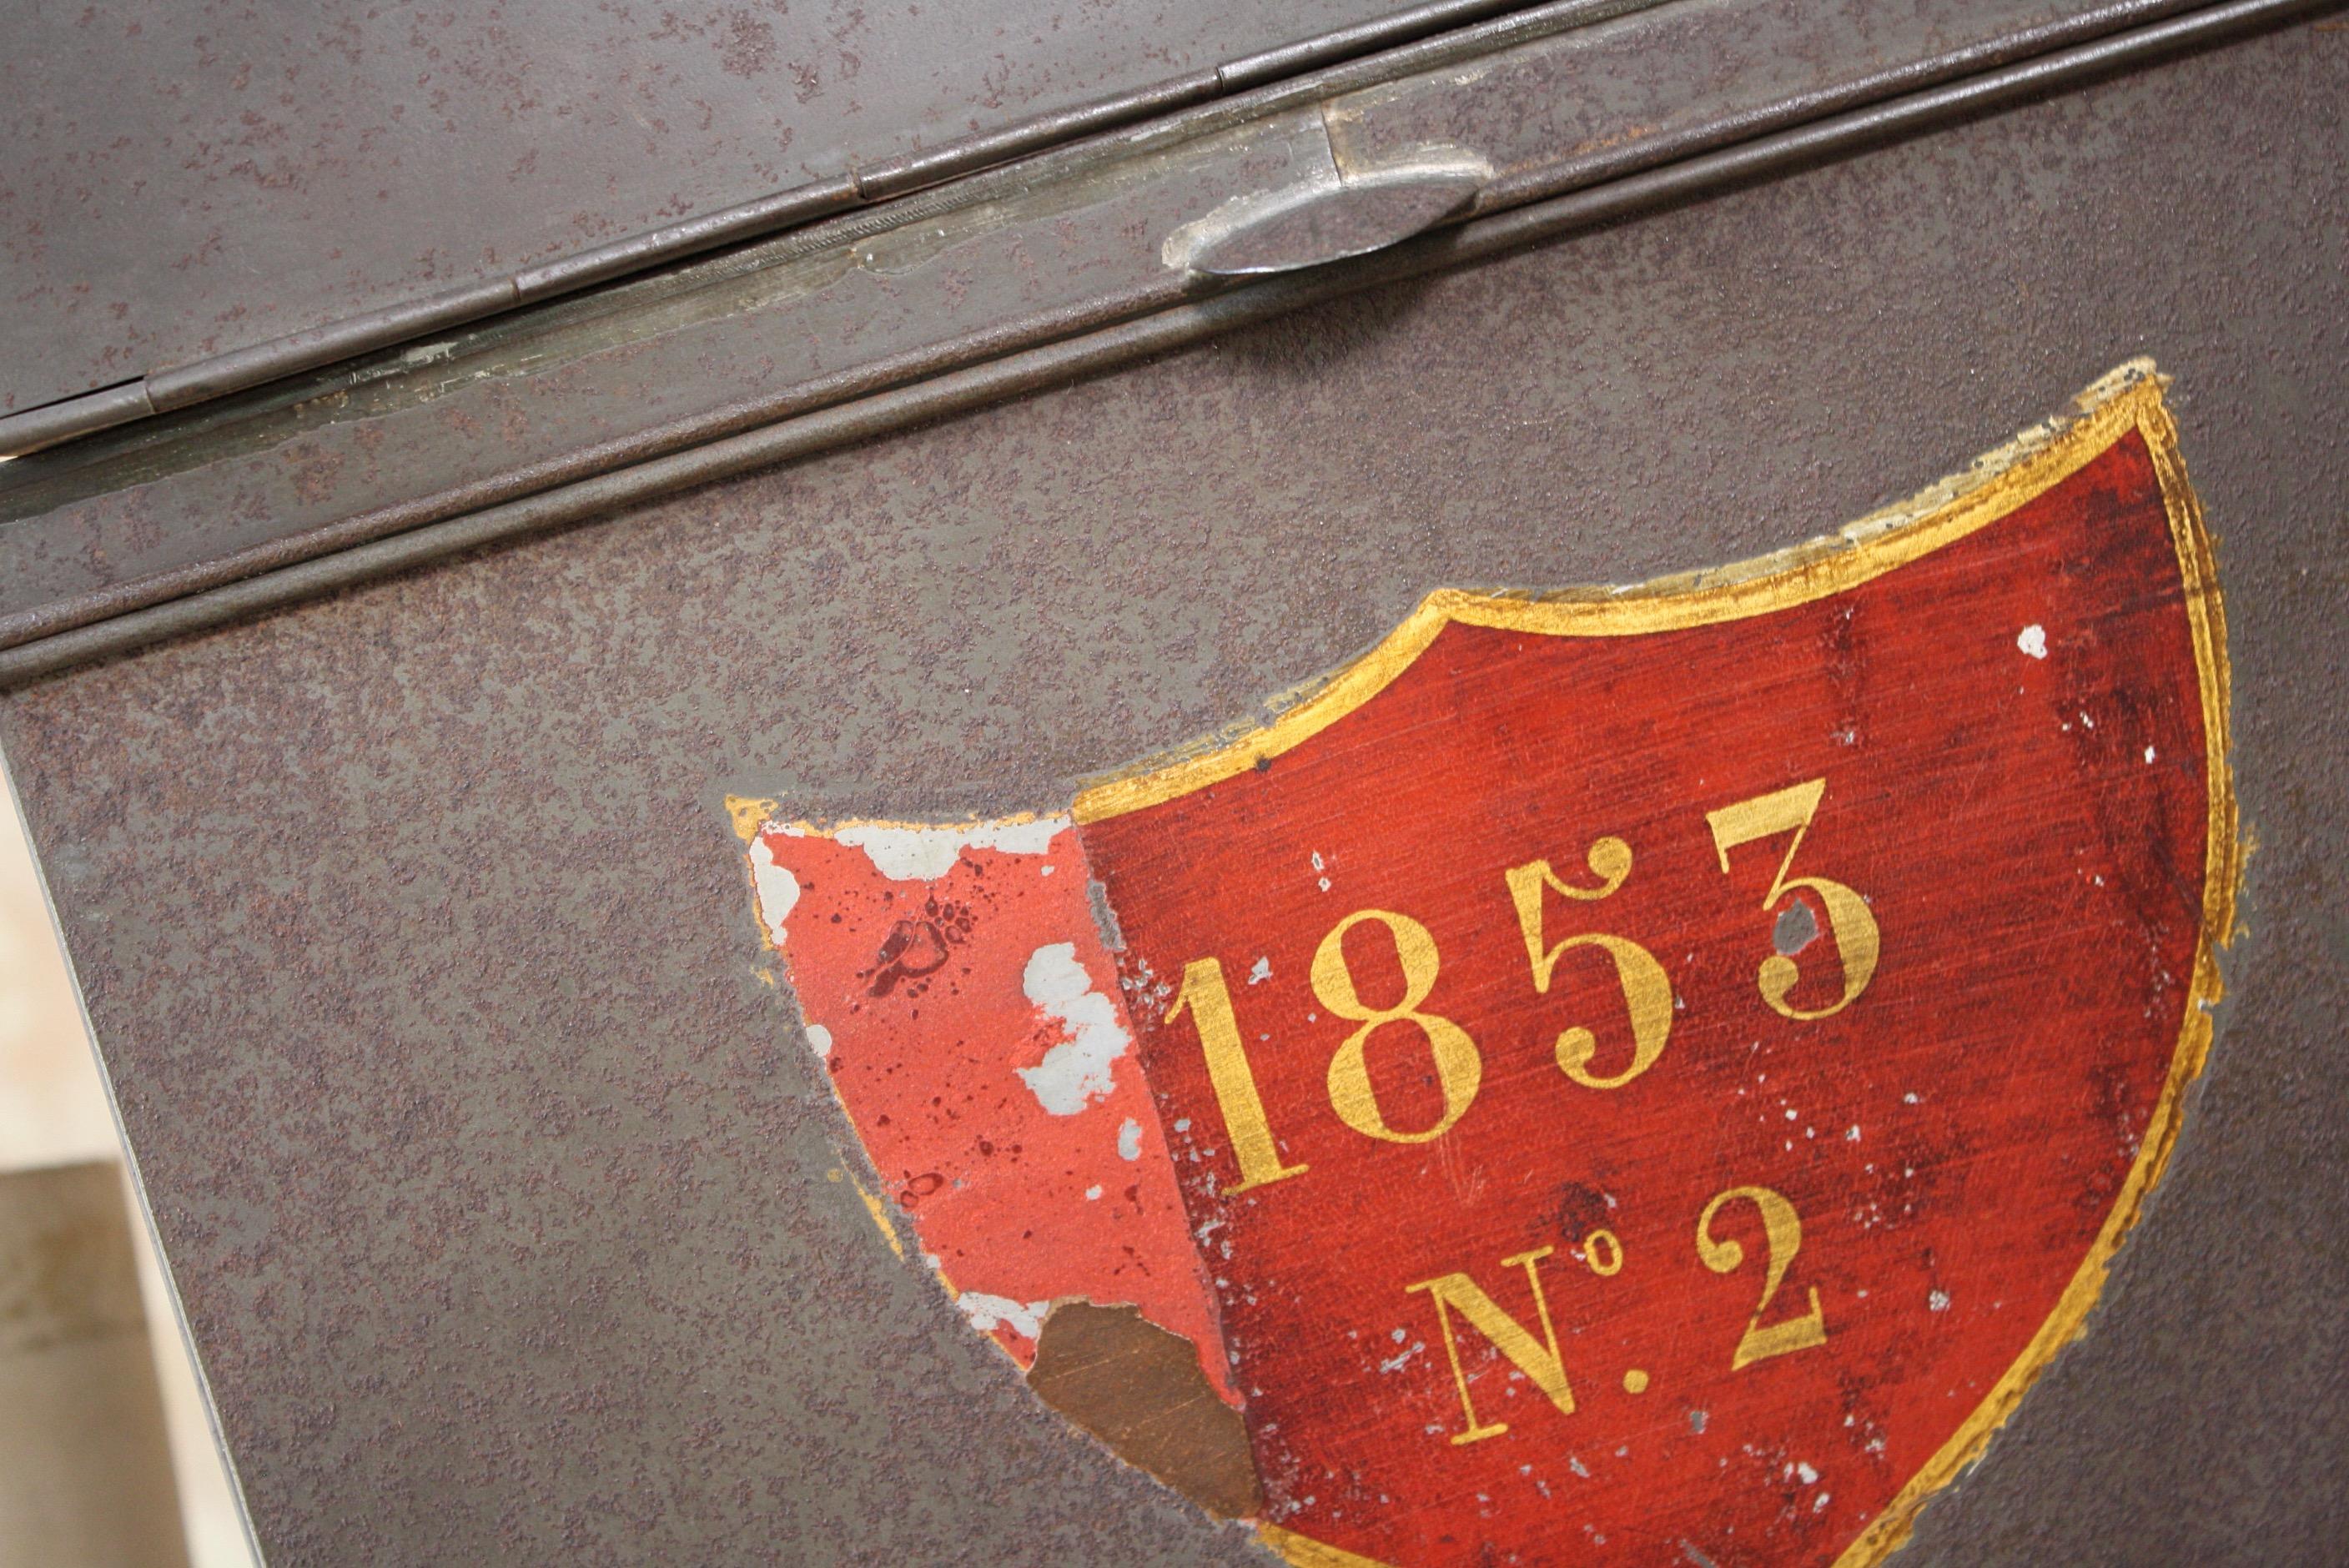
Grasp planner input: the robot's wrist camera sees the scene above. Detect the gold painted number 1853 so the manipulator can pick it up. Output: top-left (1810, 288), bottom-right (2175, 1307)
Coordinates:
top-left (1168, 776), bottom-right (1877, 1193)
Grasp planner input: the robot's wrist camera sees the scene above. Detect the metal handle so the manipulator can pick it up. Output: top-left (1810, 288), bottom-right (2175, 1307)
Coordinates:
top-left (1164, 148), bottom-right (1490, 276)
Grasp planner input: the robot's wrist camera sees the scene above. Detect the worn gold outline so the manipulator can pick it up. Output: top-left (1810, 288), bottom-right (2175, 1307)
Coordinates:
top-left (1258, 1523), bottom-right (1395, 1566)
top-left (1075, 361), bottom-right (2241, 1568)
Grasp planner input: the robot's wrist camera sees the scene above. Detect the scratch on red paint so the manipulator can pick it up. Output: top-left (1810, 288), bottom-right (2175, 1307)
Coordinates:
top-left (747, 813), bottom-right (1234, 1401)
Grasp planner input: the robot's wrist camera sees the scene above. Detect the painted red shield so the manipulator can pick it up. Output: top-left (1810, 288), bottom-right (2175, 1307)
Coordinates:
top-left (737, 365), bottom-right (2231, 1568)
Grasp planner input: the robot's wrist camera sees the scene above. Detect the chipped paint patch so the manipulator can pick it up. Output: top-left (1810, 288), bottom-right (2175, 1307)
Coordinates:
top-left (1018, 942), bottom-right (1132, 1114)
top-left (747, 811), bottom-right (1230, 1395)
top-left (724, 792), bottom-right (781, 843)
top-left (746, 834), bottom-right (801, 947)
top-left (958, 1292), bottom-right (1051, 1340)
top-left (1029, 1302), bottom-right (1262, 1518)
top-left (768, 812), bottom-right (1066, 880)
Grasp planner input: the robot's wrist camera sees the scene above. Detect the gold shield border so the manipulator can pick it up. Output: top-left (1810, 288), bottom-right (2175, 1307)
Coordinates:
top-left (1069, 361), bottom-right (2237, 1568)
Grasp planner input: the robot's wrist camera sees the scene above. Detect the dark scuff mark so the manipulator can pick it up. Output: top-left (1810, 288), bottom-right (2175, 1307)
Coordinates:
top-left (863, 897), bottom-right (974, 997)
top-left (1087, 877), bottom-right (1127, 953)
top-left (1773, 897), bottom-right (1820, 955)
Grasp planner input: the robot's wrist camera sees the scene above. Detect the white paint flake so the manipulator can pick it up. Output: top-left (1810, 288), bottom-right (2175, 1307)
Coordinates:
top-left (1247, 956), bottom-right (1272, 986)
top-left (1117, 1118), bottom-right (1144, 1160)
top-left (805, 1023), bottom-right (834, 1058)
top-left (747, 836), bottom-right (802, 946)
top-left (2017, 624), bottom-right (2049, 660)
top-left (1929, 1289), bottom-right (1952, 1313)
top-left (2145, 745), bottom-right (2158, 764)
top-left (958, 1293), bottom-right (1051, 1339)
top-left (1795, 1462), bottom-right (1818, 1485)
top-left (1018, 942), bottom-right (1133, 1114)
top-left (792, 814), bottom-right (1067, 881)
top-left (1085, 1184), bottom-right (1104, 1201)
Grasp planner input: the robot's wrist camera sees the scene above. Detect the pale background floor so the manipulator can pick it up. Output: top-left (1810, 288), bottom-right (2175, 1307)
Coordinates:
top-left (2, 759), bottom-right (259, 1567)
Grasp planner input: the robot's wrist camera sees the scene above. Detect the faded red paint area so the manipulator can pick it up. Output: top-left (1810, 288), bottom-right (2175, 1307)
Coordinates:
top-left (1077, 430), bottom-right (2216, 1565)
top-left (751, 820), bottom-right (1231, 1395)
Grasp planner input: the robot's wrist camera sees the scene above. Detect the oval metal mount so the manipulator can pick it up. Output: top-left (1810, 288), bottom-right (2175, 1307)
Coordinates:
top-left (1164, 147), bottom-right (1490, 276)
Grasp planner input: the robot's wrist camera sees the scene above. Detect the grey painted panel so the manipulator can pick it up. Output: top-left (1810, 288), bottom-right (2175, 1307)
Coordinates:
top-left (1, 16), bottom-right (2343, 1564)
top-left (0, 0), bottom-right (2212, 638)
top-left (0, 0), bottom-right (1403, 412)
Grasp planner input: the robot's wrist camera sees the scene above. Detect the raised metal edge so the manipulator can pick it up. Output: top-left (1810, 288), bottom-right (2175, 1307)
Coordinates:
top-left (1, 0), bottom-right (2325, 691)
top-left (0, 0), bottom-right (2235, 643)
top-left (508, 180), bottom-right (866, 307)
top-left (0, 379), bottom-right (155, 453)
top-left (143, 277), bottom-right (524, 414)
top-left (0, 760), bottom-right (274, 1568)
top-left (0, 0), bottom-right (1584, 458)
top-left (853, 73), bottom-right (1225, 202)
top-left (1216, 0), bottom-right (1532, 89)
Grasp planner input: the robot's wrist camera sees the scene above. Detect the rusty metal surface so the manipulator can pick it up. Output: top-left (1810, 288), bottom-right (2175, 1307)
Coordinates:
top-left (0, 0), bottom-right (1429, 415)
top-left (1, 15), bottom-right (2345, 1565)
top-left (0, 0), bottom-right (2253, 660)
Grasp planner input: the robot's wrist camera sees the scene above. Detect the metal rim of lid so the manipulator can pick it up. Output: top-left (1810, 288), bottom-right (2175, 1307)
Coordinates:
top-left (0, 0), bottom-right (2326, 691)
